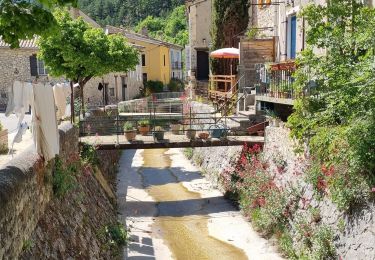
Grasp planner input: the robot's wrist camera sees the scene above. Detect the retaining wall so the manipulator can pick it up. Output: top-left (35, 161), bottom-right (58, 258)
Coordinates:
top-left (0, 122), bottom-right (78, 259)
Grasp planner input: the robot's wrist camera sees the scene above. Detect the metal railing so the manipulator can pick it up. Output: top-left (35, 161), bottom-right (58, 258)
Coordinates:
top-left (256, 62), bottom-right (296, 99)
top-left (172, 61), bottom-right (183, 70)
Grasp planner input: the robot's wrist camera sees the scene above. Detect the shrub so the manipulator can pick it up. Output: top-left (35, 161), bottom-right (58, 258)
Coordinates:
top-left (80, 143), bottom-right (99, 166)
top-left (167, 78), bottom-right (184, 92)
top-left (183, 148), bottom-right (193, 160)
top-left (98, 222), bottom-right (128, 255)
top-left (144, 80), bottom-right (164, 96)
top-left (53, 157), bottom-right (77, 198)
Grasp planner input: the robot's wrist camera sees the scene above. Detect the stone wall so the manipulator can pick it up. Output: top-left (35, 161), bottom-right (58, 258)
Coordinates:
top-left (0, 122), bottom-right (122, 259)
top-left (188, 125), bottom-right (375, 258)
top-left (0, 122), bottom-right (78, 259)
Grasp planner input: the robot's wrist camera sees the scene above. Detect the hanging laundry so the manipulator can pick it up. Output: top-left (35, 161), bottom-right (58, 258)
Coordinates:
top-left (53, 83), bottom-right (71, 120)
top-left (32, 83), bottom-right (59, 161)
top-left (8, 122), bottom-right (28, 156)
top-left (5, 81), bottom-right (33, 123)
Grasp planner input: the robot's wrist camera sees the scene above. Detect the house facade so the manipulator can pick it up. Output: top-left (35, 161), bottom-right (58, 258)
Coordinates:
top-left (106, 26), bottom-right (184, 86)
top-left (0, 9), bottom-right (143, 110)
top-left (186, 0), bottom-right (212, 83)
top-left (170, 47), bottom-right (183, 80)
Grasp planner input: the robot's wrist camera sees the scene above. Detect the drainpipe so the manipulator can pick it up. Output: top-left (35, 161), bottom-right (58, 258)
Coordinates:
top-left (274, 0), bottom-right (279, 62)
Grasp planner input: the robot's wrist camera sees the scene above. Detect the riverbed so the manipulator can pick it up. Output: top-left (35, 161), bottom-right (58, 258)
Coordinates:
top-left (117, 148), bottom-right (283, 260)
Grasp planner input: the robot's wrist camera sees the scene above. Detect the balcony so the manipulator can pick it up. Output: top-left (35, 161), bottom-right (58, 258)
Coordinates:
top-left (172, 61), bottom-right (183, 70)
top-left (255, 61), bottom-right (297, 106)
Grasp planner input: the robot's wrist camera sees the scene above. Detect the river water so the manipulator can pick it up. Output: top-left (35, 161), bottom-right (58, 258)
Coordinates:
top-left (117, 149), bottom-right (282, 260)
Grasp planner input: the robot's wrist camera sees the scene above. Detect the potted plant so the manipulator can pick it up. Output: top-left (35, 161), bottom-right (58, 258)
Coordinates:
top-left (198, 132), bottom-right (209, 140)
top-left (123, 121), bottom-right (137, 141)
top-left (170, 120), bottom-right (181, 135)
top-left (153, 126), bottom-right (165, 141)
top-left (186, 128), bottom-right (196, 140)
top-left (138, 119), bottom-right (150, 136)
top-left (0, 123), bottom-right (8, 154)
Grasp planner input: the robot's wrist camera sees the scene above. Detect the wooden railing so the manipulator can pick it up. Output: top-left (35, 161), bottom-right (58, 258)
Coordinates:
top-left (208, 75), bottom-right (238, 102)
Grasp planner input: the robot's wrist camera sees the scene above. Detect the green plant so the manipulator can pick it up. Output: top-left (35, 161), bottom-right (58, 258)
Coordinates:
top-left (80, 143), bottom-right (99, 166)
top-left (123, 121), bottom-right (134, 131)
top-left (184, 148), bottom-right (193, 160)
top-left (265, 109), bottom-right (277, 119)
top-left (278, 229), bottom-right (297, 259)
top-left (138, 119), bottom-right (150, 127)
top-left (154, 126), bottom-right (164, 131)
top-left (337, 217), bottom-right (346, 233)
top-left (167, 78), bottom-right (184, 92)
top-left (53, 157), bottom-right (77, 198)
top-left (144, 80), bottom-right (164, 95)
top-left (22, 239), bottom-right (33, 252)
top-left (98, 222), bottom-right (128, 255)
top-left (288, 0), bottom-right (375, 210)
top-left (246, 28), bottom-right (258, 39)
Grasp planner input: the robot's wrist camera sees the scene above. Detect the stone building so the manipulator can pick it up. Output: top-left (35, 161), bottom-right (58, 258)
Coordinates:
top-left (186, 0), bottom-right (212, 83)
top-left (0, 9), bottom-right (144, 110)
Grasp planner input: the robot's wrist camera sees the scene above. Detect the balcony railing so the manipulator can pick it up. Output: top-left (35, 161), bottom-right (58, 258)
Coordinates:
top-left (172, 61), bottom-right (183, 70)
top-left (256, 62), bottom-right (296, 100)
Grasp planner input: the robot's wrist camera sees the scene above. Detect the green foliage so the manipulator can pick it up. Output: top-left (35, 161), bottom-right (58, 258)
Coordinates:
top-left (135, 5), bottom-right (188, 46)
top-left (0, 0), bottom-right (77, 48)
top-left (78, 0), bottom-right (184, 27)
top-left (288, 0), bottom-right (375, 210)
top-left (22, 239), bottom-right (34, 252)
top-left (183, 148), bottom-right (194, 160)
top-left (53, 157), bottom-right (77, 198)
top-left (294, 220), bottom-right (336, 260)
top-left (123, 121), bottom-right (134, 131)
top-left (38, 10), bottom-right (139, 86)
top-left (138, 120), bottom-right (150, 127)
top-left (144, 80), bottom-right (164, 95)
top-left (167, 78), bottom-right (185, 92)
top-left (80, 143), bottom-right (99, 166)
top-left (98, 222), bottom-right (128, 255)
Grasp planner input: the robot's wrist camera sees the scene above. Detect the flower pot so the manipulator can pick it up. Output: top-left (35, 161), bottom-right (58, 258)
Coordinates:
top-left (153, 131), bottom-right (165, 142)
top-left (124, 130), bottom-right (137, 141)
top-left (198, 132), bottom-right (209, 140)
top-left (0, 129), bottom-right (8, 154)
top-left (257, 130), bottom-right (265, 136)
top-left (138, 125), bottom-right (150, 136)
top-left (170, 124), bottom-right (181, 135)
top-left (186, 129), bottom-right (196, 140)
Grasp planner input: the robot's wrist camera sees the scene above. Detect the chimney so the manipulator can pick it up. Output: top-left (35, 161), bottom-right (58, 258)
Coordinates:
top-left (141, 27), bottom-right (149, 37)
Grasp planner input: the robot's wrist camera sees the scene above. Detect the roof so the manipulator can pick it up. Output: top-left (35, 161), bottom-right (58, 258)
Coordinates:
top-left (0, 37), bottom-right (38, 49)
top-left (106, 25), bottom-right (184, 50)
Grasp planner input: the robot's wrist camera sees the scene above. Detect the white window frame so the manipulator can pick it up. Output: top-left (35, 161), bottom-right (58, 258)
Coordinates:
top-left (37, 59), bottom-right (48, 75)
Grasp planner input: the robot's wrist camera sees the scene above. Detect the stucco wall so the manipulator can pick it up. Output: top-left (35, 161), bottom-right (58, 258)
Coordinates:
top-left (0, 122), bottom-right (78, 259)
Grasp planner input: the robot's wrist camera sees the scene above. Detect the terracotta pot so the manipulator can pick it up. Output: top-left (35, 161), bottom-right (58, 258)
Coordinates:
top-left (198, 132), bottom-right (209, 140)
top-left (186, 129), bottom-right (196, 140)
top-left (170, 124), bottom-right (181, 135)
top-left (124, 130), bottom-right (137, 141)
top-left (138, 125), bottom-right (150, 136)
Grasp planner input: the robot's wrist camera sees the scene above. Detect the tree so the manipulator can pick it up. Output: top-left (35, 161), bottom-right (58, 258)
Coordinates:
top-left (0, 0), bottom-right (77, 48)
top-left (135, 5), bottom-right (188, 46)
top-left (38, 10), bottom-right (139, 117)
top-left (288, 0), bottom-right (375, 209)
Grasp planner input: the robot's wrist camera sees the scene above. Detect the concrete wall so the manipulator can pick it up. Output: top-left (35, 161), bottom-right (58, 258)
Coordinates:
top-left (0, 122), bottom-right (78, 259)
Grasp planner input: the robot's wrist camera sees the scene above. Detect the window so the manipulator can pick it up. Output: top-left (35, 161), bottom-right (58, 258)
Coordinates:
top-left (142, 54), bottom-right (146, 66)
top-left (287, 15), bottom-right (297, 59)
top-left (109, 87), bottom-right (115, 97)
top-left (163, 55), bottom-right (166, 66)
top-left (142, 73), bottom-right (148, 82)
top-left (37, 59), bottom-right (48, 75)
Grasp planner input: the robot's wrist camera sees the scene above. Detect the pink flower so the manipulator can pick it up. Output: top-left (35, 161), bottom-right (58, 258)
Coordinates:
top-left (371, 187), bottom-right (375, 192)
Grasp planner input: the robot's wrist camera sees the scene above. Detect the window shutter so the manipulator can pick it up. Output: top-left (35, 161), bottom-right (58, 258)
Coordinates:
top-left (30, 55), bottom-right (38, 76)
